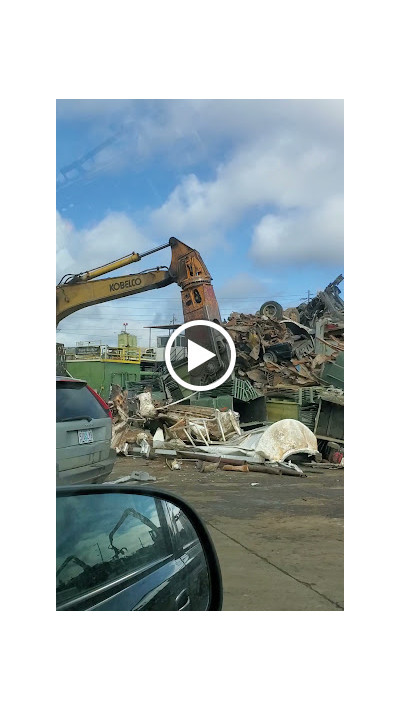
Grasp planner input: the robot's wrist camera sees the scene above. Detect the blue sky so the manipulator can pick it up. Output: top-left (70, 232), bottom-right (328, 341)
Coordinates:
top-left (56, 100), bottom-right (343, 347)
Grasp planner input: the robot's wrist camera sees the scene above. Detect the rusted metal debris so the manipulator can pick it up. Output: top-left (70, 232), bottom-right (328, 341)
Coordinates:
top-left (225, 312), bottom-right (342, 392)
top-left (222, 463), bottom-right (249, 472)
top-left (177, 450), bottom-right (307, 477)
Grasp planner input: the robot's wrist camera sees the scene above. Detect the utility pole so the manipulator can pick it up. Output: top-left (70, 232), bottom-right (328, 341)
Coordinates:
top-left (123, 322), bottom-right (128, 332)
top-left (300, 291), bottom-right (314, 305)
top-left (169, 314), bottom-right (177, 337)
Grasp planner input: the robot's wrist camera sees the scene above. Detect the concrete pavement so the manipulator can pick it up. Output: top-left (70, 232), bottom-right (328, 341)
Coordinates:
top-left (107, 457), bottom-right (344, 611)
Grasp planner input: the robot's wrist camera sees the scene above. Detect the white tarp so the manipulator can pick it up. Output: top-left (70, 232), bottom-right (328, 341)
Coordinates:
top-left (189, 419), bottom-right (319, 463)
top-left (254, 419), bottom-right (318, 462)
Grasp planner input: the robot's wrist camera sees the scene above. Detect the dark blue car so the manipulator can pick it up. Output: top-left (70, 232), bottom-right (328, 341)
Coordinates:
top-left (56, 486), bottom-right (222, 611)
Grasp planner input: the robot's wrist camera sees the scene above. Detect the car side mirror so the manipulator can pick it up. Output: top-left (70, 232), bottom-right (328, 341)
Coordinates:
top-left (56, 485), bottom-right (223, 611)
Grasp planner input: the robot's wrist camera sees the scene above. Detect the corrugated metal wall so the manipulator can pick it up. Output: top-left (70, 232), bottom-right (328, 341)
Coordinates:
top-left (66, 360), bottom-right (141, 399)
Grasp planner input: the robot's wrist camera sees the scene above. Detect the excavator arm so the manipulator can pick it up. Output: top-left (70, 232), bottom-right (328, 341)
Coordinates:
top-left (56, 554), bottom-right (91, 578)
top-left (56, 236), bottom-right (221, 326)
top-left (108, 507), bottom-right (161, 559)
top-left (56, 236), bottom-right (228, 383)
top-left (56, 267), bottom-right (173, 323)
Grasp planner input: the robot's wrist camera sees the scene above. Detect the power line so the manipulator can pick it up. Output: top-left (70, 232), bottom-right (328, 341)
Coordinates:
top-left (67, 293), bottom-right (308, 303)
top-left (74, 294), bottom-right (308, 306)
top-left (59, 299), bottom-right (305, 317)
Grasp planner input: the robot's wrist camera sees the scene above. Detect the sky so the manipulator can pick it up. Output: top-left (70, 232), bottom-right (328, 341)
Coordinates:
top-left (56, 99), bottom-right (344, 348)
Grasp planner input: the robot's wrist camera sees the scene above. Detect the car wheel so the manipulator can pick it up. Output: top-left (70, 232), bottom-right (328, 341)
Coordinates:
top-left (260, 300), bottom-right (284, 320)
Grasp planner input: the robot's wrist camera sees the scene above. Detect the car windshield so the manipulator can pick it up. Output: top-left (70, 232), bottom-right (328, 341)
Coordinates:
top-left (56, 381), bottom-right (107, 422)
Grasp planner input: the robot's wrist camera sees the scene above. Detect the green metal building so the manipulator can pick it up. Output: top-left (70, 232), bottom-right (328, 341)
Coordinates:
top-left (66, 359), bottom-right (142, 399)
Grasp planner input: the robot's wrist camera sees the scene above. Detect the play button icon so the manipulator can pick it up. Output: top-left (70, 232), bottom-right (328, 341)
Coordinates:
top-left (187, 339), bottom-right (216, 373)
top-left (165, 319), bottom-right (236, 393)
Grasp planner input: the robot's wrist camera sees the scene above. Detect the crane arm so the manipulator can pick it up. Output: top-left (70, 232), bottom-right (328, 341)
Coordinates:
top-left (108, 507), bottom-right (160, 559)
top-left (56, 554), bottom-right (91, 578)
top-left (56, 236), bottom-right (222, 326)
top-left (56, 267), bottom-right (172, 324)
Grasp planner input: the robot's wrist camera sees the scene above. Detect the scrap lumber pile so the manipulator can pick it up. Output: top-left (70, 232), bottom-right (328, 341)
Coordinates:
top-left (109, 386), bottom-right (129, 421)
top-left (225, 312), bottom-right (339, 393)
top-left (157, 403), bottom-right (241, 446)
top-left (109, 386), bottom-right (241, 452)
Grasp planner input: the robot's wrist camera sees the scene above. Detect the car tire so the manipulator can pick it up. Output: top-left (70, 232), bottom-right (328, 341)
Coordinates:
top-left (260, 300), bottom-right (284, 320)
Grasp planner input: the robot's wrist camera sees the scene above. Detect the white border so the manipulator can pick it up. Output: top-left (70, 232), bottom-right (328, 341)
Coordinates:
top-left (165, 320), bottom-right (237, 392)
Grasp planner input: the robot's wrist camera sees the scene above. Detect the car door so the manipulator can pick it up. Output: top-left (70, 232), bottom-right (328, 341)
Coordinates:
top-left (56, 491), bottom-right (189, 610)
top-left (164, 501), bottom-right (210, 610)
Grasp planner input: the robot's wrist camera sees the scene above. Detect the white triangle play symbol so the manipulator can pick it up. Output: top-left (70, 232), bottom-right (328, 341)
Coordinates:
top-left (187, 339), bottom-right (216, 373)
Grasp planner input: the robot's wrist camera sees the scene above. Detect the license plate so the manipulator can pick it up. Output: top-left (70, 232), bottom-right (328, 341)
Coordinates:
top-left (78, 429), bottom-right (94, 444)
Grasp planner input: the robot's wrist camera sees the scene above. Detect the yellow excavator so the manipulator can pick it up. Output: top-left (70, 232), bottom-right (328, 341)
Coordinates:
top-left (57, 237), bottom-right (228, 382)
top-left (57, 237), bottom-right (221, 325)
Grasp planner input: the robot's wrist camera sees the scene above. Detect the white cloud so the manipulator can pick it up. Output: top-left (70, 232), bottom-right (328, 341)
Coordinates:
top-left (56, 211), bottom-right (154, 283)
top-left (56, 213), bottom-right (76, 280)
top-left (250, 196), bottom-right (344, 264)
top-left (58, 99), bottom-right (343, 179)
top-left (148, 100), bottom-right (342, 159)
top-left (149, 174), bottom-right (227, 250)
top-left (150, 131), bottom-right (343, 256)
top-left (105, 101), bottom-right (341, 257)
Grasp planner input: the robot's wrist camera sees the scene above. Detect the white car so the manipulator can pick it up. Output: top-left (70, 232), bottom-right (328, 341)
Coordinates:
top-left (56, 377), bottom-right (116, 485)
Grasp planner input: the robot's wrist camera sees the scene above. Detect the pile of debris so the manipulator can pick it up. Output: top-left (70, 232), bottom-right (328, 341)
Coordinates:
top-left (109, 387), bottom-right (154, 455)
top-left (225, 312), bottom-right (340, 393)
top-left (157, 403), bottom-right (241, 446)
top-left (176, 418), bottom-right (322, 472)
top-left (108, 385), bottom-right (343, 476)
top-left (109, 386), bottom-right (241, 454)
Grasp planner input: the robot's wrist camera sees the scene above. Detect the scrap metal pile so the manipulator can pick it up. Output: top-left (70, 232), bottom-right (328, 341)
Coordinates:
top-left (225, 312), bottom-right (342, 393)
top-left (108, 384), bottom-right (342, 476)
top-left (109, 387), bottom-right (241, 454)
top-left (107, 274), bottom-right (344, 470)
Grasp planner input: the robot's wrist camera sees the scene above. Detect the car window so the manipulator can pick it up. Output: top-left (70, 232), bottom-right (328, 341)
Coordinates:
top-left (166, 502), bottom-right (198, 549)
top-left (56, 493), bottom-right (171, 606)
top-left (56, 381), bottom-right (108, 422)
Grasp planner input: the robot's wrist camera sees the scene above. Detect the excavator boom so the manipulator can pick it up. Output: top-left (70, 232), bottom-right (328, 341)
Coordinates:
top-left (56, 268), bottom-right (172, 324)
top-left (63, 243), bottom-right (170, 283)
top-left (56, 236), bottom-right (227, 384)
top-left (56, 236), bottom-right (221, 326)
